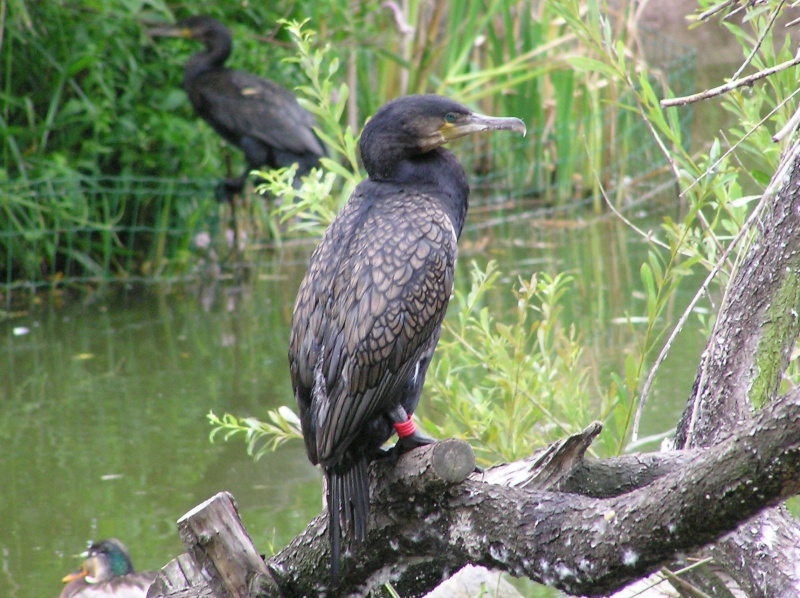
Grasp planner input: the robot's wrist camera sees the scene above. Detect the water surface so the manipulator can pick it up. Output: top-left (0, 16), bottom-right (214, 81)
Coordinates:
top-left (0, 198), bottom-right (708, 597)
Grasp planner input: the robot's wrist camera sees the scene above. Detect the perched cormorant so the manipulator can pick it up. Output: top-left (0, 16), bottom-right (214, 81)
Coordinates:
top-left (60, 539), bottom-right (156, 598)
top-left (149, 16), bottom-right (325, 199)
top-left (289, 94), bottom-right (526, 584)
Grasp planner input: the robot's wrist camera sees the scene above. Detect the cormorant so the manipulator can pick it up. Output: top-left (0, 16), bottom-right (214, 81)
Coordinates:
top-left (60, 539), bottom-right (156, 598)
top-left (149, 16), bottom-right (325, 199)
top-left (288, 94), bottom-right (526, 584)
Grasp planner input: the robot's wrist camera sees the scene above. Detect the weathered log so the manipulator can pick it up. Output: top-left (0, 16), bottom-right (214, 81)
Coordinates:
top-left (483, 422), bottom-right (696, 499)
top-left (148, 441), bottom-right (476, 597)
top-left (261, 390), bottom-right (800, 596)
top-left (148, 492), bottom-right (271, 598)
top-left (480, 420), bottom-right (602, 490)
top-left (148, 386), bottom-right (800, 597)
top-left (147, 554), bottom-right (211, 598)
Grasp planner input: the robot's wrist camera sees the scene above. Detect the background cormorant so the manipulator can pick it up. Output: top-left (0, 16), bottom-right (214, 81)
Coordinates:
top-left (149, 16), bottom-right (325, 200)
top-left (289, 94), bottom-right (525, 584)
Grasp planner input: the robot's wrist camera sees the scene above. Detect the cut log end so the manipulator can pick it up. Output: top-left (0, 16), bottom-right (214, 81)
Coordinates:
top-left (430, 438), bottom-right (477, 483)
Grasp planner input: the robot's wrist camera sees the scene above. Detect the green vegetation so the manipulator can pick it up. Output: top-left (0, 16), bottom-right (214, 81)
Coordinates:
top-left (6, 0), bottom-right (799, 593)
top-left (209, 407), bottom-right (303, 460)
top-left (1, 1), bottom-right (691, 290)
top-left (423, 263), bottom-right (595, 463)
top-left (6, 0), bottom-right (797, 573)
top-left (562, 0), bottom-right (800, 450)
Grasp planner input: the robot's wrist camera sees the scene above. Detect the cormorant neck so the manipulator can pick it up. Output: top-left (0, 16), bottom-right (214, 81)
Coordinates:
top-left (366, 147), bottom-right (469, 237)
top-left (183, 33), bottom-right (231, 82)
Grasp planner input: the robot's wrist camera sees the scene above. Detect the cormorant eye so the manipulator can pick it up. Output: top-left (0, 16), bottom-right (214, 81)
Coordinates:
top-left (444, 113), bottom-right (457, 123)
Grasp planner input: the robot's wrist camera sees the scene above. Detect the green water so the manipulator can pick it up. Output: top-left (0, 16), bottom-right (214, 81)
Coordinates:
top-left (0, 203), bottom-right (705, 597)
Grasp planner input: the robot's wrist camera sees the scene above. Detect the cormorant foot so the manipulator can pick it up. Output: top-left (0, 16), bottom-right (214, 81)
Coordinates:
top-left (371, 432), bottom-right (436, 466)
top-left (394, 430), bottom-right (435, 455)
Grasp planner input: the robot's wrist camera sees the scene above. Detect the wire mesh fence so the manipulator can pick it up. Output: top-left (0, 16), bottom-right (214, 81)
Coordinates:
top-left (1, 176), bottom-right (219, 292)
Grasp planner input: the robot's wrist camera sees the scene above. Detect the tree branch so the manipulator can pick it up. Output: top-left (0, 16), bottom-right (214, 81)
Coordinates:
top-left (660, 49), bottom-right (800, 108)
top-left (251, 390), bottom-right (800, 597)
top-left (676, 138), bottom-right (800, 448)
top-left (671, 114), bottom-right (800, 597)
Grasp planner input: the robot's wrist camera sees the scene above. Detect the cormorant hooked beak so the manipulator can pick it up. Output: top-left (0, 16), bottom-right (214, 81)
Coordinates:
top-left (441, 112), bottom-right (527, 142)
top-left (416, 111), bottom-right (526, 151)
top-left (147, 23), bottom-right (196, 40)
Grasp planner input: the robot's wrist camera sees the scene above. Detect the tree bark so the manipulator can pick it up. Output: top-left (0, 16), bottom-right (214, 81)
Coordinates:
top-left (675, 138), bottom-right (800, 448)
top-left (671, 137), bottom-right (800, 597)
top-left (243, 390), bottom-right (800, 597)
top-left (148, 400), bottom-right (800, 597)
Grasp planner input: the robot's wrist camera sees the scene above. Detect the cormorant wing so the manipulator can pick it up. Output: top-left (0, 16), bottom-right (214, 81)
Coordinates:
top-left (290, 185), bottom-right (457, 466)
top-left (189, 68), bottom-right (325, 158)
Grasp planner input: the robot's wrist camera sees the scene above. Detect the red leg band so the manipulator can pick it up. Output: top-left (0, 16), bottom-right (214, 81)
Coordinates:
top-left (393, 416), bottom-right (416, 438)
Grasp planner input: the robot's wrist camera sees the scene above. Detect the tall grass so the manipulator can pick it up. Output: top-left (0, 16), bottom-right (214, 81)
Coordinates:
top-left (1, 1), bottom-right (693, 289)
top-left (343, 1), bottom-right (693, 205)
top-left (0, 177), bottom-right (216, 297)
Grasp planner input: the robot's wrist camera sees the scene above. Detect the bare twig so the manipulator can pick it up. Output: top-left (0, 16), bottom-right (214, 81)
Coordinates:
top-left (681, 86), bottom-right (800, 196)
top-left (725, 1), bottom-right (754, 22)
top-left (659, 567), bottom-right (715, 598)
top-left (730, 0), bottom-right (786, 81)
top-left (696, 0), bottom-right (738, 22)
top-left (661, 49), bottom-right (800, 108)
top-left (785, 15), bottom-right (800, 27)
top-left (773, 101), bottom-right (800, 142)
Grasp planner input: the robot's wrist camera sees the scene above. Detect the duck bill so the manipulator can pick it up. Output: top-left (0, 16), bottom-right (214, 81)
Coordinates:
top-left (443, 114), bottom-right (527, 141)
top-left (62, 564), bottom-right (88, 584)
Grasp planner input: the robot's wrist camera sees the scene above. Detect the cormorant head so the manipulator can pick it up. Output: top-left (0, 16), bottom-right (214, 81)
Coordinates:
top-left (359, 94), bottom-right (526, 180)
top-left (148, 15), bottom-right (230, 51)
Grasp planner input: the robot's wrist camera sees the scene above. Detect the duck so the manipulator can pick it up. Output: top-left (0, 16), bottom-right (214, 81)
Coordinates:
top-left (60, 539), bottom-right (156, 598)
